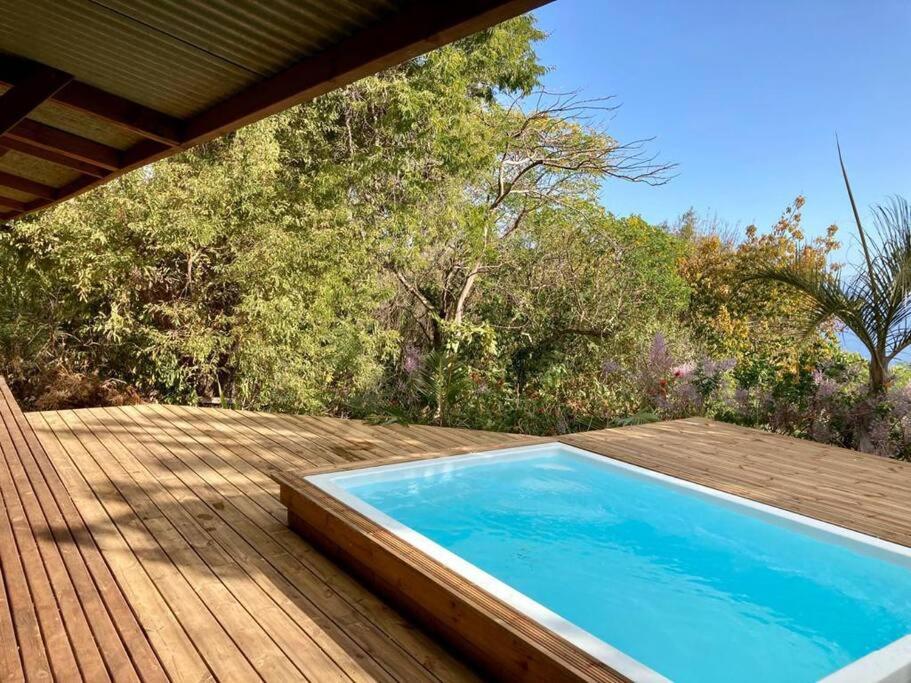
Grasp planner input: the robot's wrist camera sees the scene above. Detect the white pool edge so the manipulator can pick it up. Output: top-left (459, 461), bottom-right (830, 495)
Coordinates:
top-left (307, 442), bottom-right (911, 683)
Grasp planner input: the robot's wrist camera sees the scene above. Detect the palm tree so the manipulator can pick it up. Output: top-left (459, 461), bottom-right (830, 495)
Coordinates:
top-left (747, 143), bottom-right (911, 400)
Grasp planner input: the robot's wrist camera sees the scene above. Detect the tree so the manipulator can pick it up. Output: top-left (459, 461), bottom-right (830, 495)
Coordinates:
top-left (0, 119), bottom-right (391, 410)
top-left (746, 145), bottom-right (911, 447)
top-left (482, 207), bottom-right (689, 385)
top-left (385, 92), bottom-right (674, 350)
top-left (679, 198), bottom-right (839, 364)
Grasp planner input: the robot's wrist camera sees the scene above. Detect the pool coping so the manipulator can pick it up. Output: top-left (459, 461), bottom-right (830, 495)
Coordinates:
top-left (276, 439), bottom-right (911, 683)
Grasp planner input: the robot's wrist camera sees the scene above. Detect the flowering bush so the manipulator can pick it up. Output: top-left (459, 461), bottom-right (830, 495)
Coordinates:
top-left (354, 332), bottom-right (911, 460)
top-left (613, 333), bottom-right (911, 459)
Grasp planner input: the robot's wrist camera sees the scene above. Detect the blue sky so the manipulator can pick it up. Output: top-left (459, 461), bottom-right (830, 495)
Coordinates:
top-left (531, 0), bottom-right (911, 262)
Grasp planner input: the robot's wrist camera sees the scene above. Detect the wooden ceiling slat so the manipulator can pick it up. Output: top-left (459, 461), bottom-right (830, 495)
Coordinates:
top-left (0, 140), bottom-right (109, 178)
top-left (51, 82), bottom-right (183, 146)
top-left (0, 64), bottom-right (73, 135)
top-left (0, 58), bottom-right (182, 146)
top-left (4, 120), bottom-right (121, 170)
top-left (0, 171), bottom-right (57, 200)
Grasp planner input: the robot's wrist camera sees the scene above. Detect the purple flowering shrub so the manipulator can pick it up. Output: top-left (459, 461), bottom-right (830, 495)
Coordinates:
top-left (614, 333), bottom-right (911, 458)
top-left (357, 335), bottom-right (911, 459)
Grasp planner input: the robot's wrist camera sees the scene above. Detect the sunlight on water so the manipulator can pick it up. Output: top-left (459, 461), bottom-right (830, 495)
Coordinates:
top-left (342, 448), bottom-right (911, 682)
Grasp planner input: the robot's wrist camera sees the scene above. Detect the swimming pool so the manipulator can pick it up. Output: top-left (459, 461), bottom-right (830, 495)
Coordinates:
top-left (305, 443), bottom-right (911, 682)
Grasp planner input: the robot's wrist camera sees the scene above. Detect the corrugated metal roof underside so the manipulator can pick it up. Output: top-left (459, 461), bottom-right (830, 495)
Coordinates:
top-left (0, 150), bottom-right (82, 188)
top-left (0, 0), bottom-right (547, 214)
top-left (0, 0), bottom-right (408, 118)
top-left (0, 0), bottom-right (413, 207)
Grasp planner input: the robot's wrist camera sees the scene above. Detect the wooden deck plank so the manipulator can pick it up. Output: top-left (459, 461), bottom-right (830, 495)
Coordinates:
top-left (0, 382), bottom-right (157, 683)
top-left (0, 422), bottom-right (166, 683)
top-left (0, 544), bottom-right (24, 681)
top-left (0, 379), bottom-right (171, 683)
top-left (148, 405), bottom-right (483, 683)
top-left (52, 408), bottom-right (280, 683)
top-left (29, 412), bottom-right (212, 683)
top-left (0, 404), bottom-right (112, 683)
top-left (21, 399), bottom-right (911, 683)
top-left (37, 409), bottom-right (250, 682)
top-left (0, 395), bottom-right (85, 681)
top-left (88, 405), bottom-right (365, 683)
top-left (0, 454), bottom-right (51, 682)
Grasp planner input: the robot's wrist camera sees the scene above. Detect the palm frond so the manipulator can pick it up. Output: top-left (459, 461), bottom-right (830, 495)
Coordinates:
top-left (874, 198), bottom-right (911, 325)
top-left (744, 261), bottom-right (875, 354)
top-left (837, 139), bottom-right (882, 316)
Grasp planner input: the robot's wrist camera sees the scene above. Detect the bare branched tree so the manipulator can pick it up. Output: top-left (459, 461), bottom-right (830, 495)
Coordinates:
top-left (390, 90), bottom-right (675, 348)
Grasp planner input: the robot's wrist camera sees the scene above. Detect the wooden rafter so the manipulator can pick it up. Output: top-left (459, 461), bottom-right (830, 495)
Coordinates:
top-left (0, 139), bottom-right (108, 178)
top-left (0, 62), bottom-right (117, 179)
top-left (0, 171), bottom-right (56, 200)
top-left (0, 58), bottom-right (182, 145)
top-left (1, 0), bottom-right (551, 220)
top-left (0, 195), bottom-right (26, 211)
top-left (3, 119), bottom-right (120, 170)
top-left (0, 64), bottom-right (72, 135)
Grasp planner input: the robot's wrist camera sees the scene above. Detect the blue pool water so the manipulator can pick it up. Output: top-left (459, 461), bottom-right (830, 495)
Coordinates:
top-left (323, 445), bottom-right (911, 682)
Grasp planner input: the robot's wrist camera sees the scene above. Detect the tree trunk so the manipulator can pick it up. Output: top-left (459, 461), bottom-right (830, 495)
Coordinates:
top-left (869, 355), bottom-right (888, 395)
top-left (430, 318), bottom-right (444, 352)
top-left (856, 355), bottom-right (889, 453)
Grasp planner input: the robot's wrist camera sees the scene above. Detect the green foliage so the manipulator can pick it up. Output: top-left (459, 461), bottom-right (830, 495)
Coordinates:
top-left (678, 196), bottom-right (840, 363)
top-left (1, 119), bottom-right (392, 410)
top-left (0, 15), bottom-right (882, 460)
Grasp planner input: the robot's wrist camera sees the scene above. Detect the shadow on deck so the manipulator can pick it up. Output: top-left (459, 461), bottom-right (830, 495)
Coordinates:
top-left (5, 376), bottom-right (911, 682)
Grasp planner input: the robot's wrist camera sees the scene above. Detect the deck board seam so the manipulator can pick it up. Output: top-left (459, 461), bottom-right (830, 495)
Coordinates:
top-left (33, 410), bottom-right (218, 683)
top-left (0, 400), bottom-right (84, 681)
top-left (1, 385), bottom-right (153, 682)
top-left (146, 403), bottom-right (459, 683)
top-left (58, 408), bottom-right (275, 683)
top-left (109, 404), bottom-right (435, 683)
top-left (0, 403), bottom-right (111, 683)
top-left (90, 405), bottom-right (358, 683)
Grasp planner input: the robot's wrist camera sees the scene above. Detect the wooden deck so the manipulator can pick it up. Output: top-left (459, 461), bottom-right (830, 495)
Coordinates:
top-left (20, 401), bottom-right (531, 682)
top-left (3, 390), bottom-right (911, 681)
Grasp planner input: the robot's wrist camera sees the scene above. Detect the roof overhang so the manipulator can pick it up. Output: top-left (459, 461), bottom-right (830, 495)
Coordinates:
top-left (0, 0), bottom-right (552, 221)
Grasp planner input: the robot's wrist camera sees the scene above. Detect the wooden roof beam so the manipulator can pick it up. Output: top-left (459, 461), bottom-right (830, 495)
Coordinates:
top-left (0, 63), bottom-right (72, 135)
top-left (0, 195), bottom-right (26, 212)
top-left (0, 140), bottom-right (109, 178)
top-left (0, 171), bottom-right (57, 200)
top-left (48, 82), bottom-right (183, 146)
top-left (3, 119), bottom-right (121, 170)
top-left (0, 57), bottom-right (182, 146)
